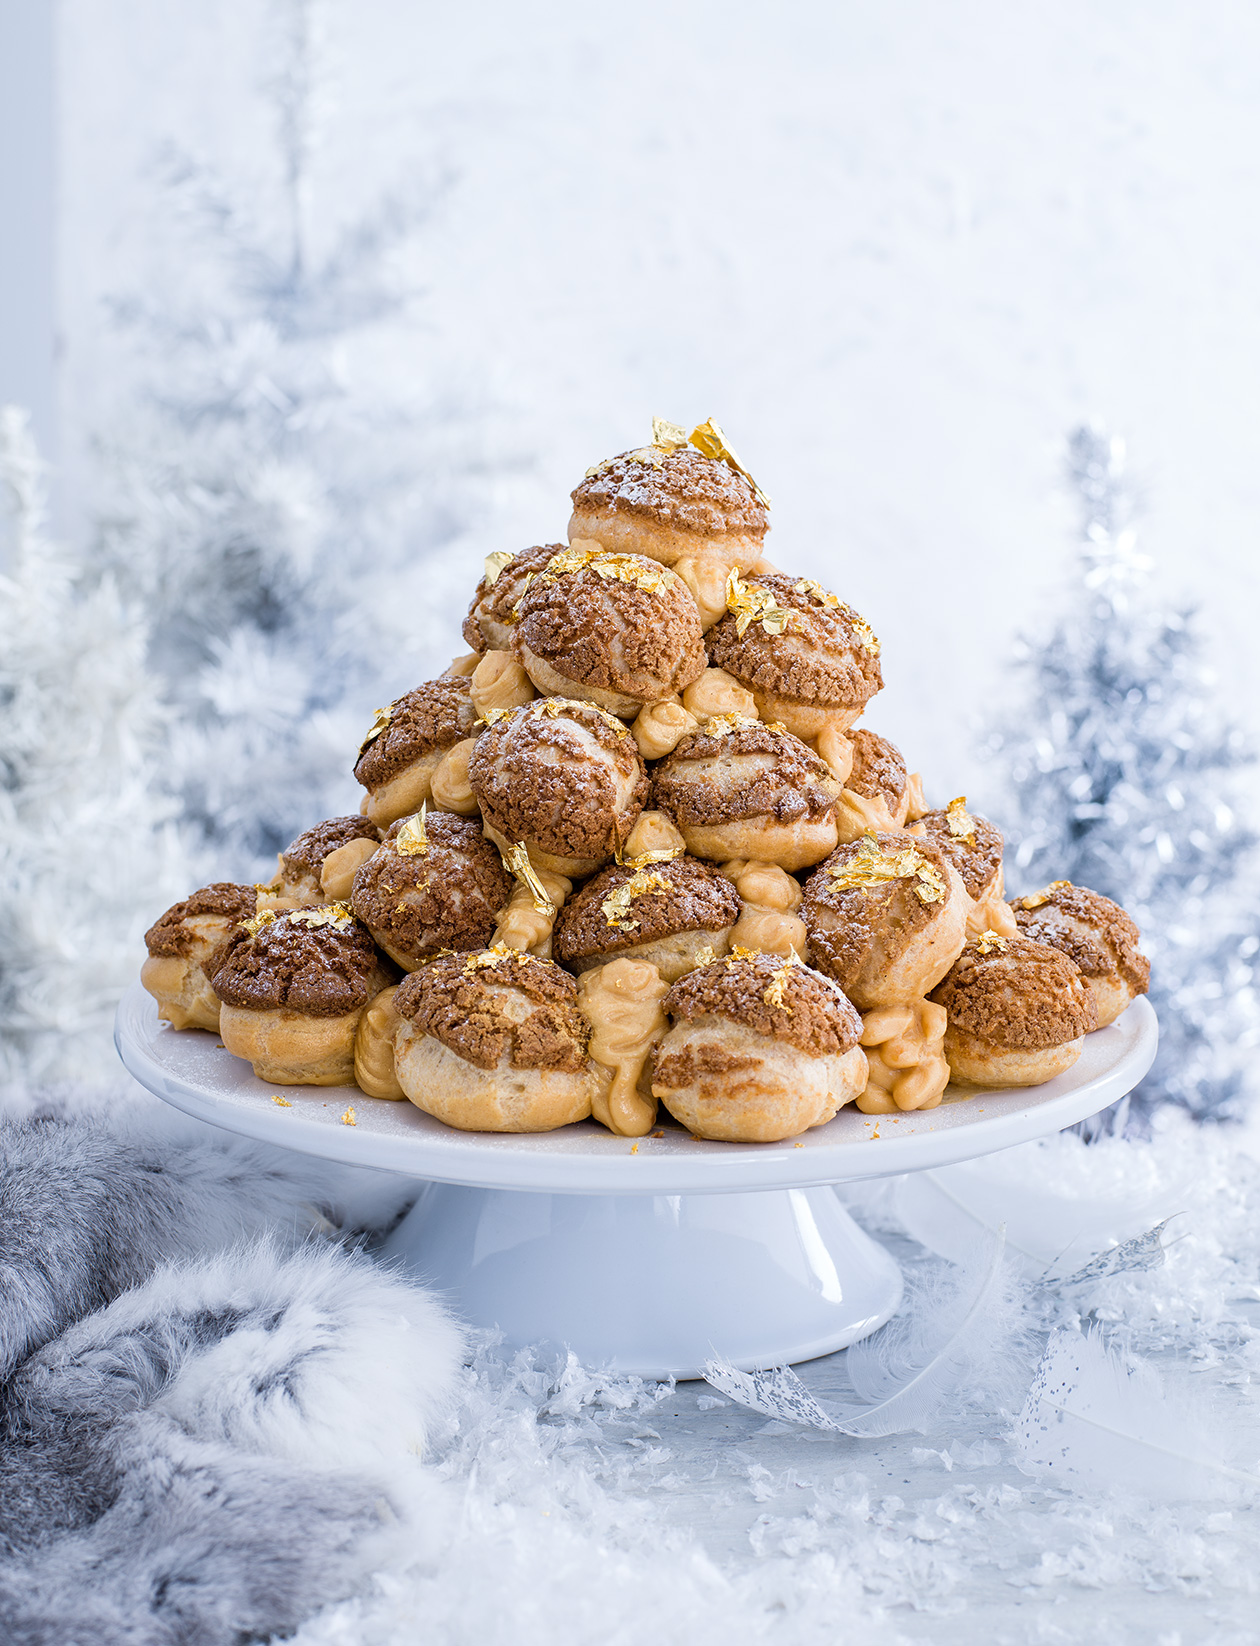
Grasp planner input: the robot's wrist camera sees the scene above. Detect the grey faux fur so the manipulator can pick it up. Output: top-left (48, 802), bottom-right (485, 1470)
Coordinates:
top-left (0, 1096), bottom-right (462, 1646)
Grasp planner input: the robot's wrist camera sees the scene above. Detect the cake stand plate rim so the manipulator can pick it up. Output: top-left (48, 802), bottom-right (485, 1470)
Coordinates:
top-left (114, 983), bottom-right (1157, 1194)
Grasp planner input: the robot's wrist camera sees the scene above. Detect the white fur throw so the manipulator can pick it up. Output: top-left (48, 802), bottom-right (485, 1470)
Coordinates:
top-left (0, 1087), bottom-right (463, 1644)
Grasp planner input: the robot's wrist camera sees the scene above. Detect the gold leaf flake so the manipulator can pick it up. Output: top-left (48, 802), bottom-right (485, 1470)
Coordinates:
top-left (271, 1094), bottom-right (292, 1107)
top-left (483, 549), bottom-right (516, 587)
top-left (975, 930), bottom-right (1008, 955)
top-left (358, 703), bottom-right (393, 758)
top-left (584, 456), bottom-right (616, 479)
top-left (533, 697), bottom-right (631, 737)
top-left (504, 841), bottom-right (556, 917)
top-left (601, 868), bottom-right (671, 933)
top-left (340, 1106), bottom-right (357, 1126)
top-left (945, 796), bottom-right (977, 842)
top-left (615, 845), bottom-right (684, 870)
top-left (828, 833), bottom-right (946, 906)
top-left (478, 706), bottom-right (514, 728)
top-left (846, 607), bottom-right (881, 657)
top-left (1017, 879), bottom-right (1073, 910)
top-left (243, 909), bottom-right (278, 938)
top-left (762, 950), bottom-right (803, 1010)
top-left (792, 578), bottom-right (840, 609)
top-left (725, 568), bottom-right (795, 637)
top-left (464, 943), bottom-right (520, 971)
top-left (535, 545), bottom-right (671, 596)
top-left (687, 418), bottom-right (771, 508)
top-left (700, 711), bottom-right (761, 737)
top-left (510, 571), bottom-right (537, 618)
top-left (627, 445), bottom-right (664, 468)
top-left (651, 415), bottom-right (689, 450)
top-left (693, 945), bottom-right (718, 968)
top-left (396, 804), bottom-right (429, 857)
top-left (289, 902), bottom-right (356, 930)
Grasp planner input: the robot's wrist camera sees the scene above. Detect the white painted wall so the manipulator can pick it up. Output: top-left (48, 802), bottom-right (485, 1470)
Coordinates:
top-left (48, 0), bottom-right (1260, 804)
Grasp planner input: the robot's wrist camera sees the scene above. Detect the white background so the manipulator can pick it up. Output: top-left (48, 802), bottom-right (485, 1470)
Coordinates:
top-left (19, 0), bottom-right (1260, 803)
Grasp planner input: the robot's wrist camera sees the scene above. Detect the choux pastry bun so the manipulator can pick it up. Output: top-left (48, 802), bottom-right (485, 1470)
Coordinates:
top-left (263, 815), bottom-right (382, 906)
top-left (463, 544), bottom-right (564, 654)
top-left (930, 932), bottom-right (1098, 1087)
top-left (353, 677), bottom-right (479, 828)
top-left (909, 796), bottom-right (1018, 939)
top-left (468, 698), bottom-right (648, 877)
top-left (512, 546), bottom-right (706, 716)
top-left (568, 434), bottom-right (768, 587)
top-left (553, 853), bottom-right (741, 982)
top-left (650, 717), bottom-right (843, 871)
top-left (802, 831), bottom-right (968, 1007)
top-left (142, 882), bottom-right (259, 1031)
top-left (349, 807), bottom-right (513, 970)
top-left (834, 730), bottom-right (911, 842)
top-left (392, 948), bottom-right (598, 1132)
top-left (652, 950), bottom-right (868, 1142)
top-left (706, 572), bottom-right (883, 740)
top-left (1011, 880), bottom-right (1150, 1028)
top-left (211, 904), bottom-right (397, 1085)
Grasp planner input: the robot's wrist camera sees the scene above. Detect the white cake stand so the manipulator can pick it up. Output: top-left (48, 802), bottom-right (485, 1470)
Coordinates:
top-left (115, 983), bottom-right (1156, 1379)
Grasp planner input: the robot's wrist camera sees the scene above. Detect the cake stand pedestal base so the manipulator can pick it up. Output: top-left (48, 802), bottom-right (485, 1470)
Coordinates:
top-left (379, 1182), bottom-right (904, 1381)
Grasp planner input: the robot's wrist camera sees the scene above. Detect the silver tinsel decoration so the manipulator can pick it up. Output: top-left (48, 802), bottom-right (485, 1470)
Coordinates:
top-left (984, 428), bottom-right (1260, 1120)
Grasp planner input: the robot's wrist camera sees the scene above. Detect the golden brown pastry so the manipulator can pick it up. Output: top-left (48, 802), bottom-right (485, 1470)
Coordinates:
top-left (801, 831), bottom-right (968, 1007)
top-left (834, 730), bottom-right (911, 842)
top-left (553, 854), bottom-right (741, 981)
top-left (463, 544), bottom-right (564, 654)
top-left (1011, 880), bottom-right (1150, 1027)
top-left (353, 678), bottom-right (479, 828)
top-left (392, 948), bottom-right (599, 1131)
top-left (652, 951), bottom-right (868, 1142)
top-left (510, 545), bottom-right (706, 717)
top-left (468, 698), bottom-right (648, 877)
top-left (142, 883), bottom-right (259, 1031)
top-left (930, 932), bottom-right (1098, 1087)
top-left (262, 816), bottom-right (382, 906)
top-left (706, 572), bottom-right (882, 739)
top-left (568, 441), bottom-right (768, 596)
top-left (910, 797), bottom-right (1018, 939)
top-left (650, 717), bottom-right (843, 871)
top-left (349, 808), bottom-right (513, 971)
top-left (212, 905), bottom-right (397, 1085)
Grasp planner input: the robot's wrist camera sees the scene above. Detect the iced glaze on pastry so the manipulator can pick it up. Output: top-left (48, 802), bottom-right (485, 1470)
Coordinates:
top-left (579, 957), bottom-right (671, 1136)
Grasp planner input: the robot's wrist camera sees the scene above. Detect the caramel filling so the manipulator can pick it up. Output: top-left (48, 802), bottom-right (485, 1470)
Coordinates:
top-left (319, 837), bottom-right (379, 901)
top-left (471, 649), bottom-right (537, 719)
top-left (430, 738), bottom-right (480, 816)
top-left (579, 957), bottom-right (670, 1137)
top-left (353, 985), bottom-right (406, 1099)
top-left (722, 859), bottom-right (808, 958)
top-left (857, 998), bottom-right (950, 1114)
top-left (632, 697), bottom-right (698, 760)
top-left (492, 865), bottom-right (573, 956)
top-left (681, 667), bottom-right (758, 723)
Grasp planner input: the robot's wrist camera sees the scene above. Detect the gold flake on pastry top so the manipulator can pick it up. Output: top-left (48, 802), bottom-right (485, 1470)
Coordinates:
top-left (792, 578), bottom-right (840, 609)
top-left (534, 696), bottom-right (633, 738)
top-left (651, 415), bottom-right (689, 451)
top-left (395, 804), bottom-right (429, 857)
top-left (463, 944), bottom-right (519, 972)
top-left (600, 868), bottom-right (673, 933)
top-left (1015, 879), bottom-right (1073, 910)
top-left (483, 550), bottom-right (516, 588)
top-left (358, 702), bottom-right (393, 758)
top-left (699, 711), bottom-right (762, 737)
top-left (725, 569), bottom-right (795, 638)
top-left (687, 418), bottom-right (771, 508)
top-left (614, 844), bottom-right (685, 871)
top-left (945, 795), bottom-right (977, 842)
top-left (243, 908), bottom-right (279, 937)
top-left (534, 544), bottom-right (672, 595)
top-left (289, 902), bottom-right (356, 930)
top-left (762, 949), bottom-right (804, 1010)
top-left (692, 944), bottom-right (718, 968)
top-left (974, 930), bottom-right (1009, 955)
top-left (503, 842), bottom-right (557, 918)
top-left (827, 832), bottom-right (947, 906)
